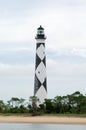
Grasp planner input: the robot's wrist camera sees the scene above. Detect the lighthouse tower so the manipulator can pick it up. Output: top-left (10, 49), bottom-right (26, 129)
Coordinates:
top-left (34, 26), bottom-right (47, 104)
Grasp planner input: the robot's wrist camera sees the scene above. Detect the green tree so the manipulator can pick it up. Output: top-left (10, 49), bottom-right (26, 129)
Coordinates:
top-left (44, 99), bottom-right (54, 113)
top-left (0, 100), bottom-right (5, 112)
top-left (19, 98), bottom-right (25, 106)
top-left (53, 96), bottom-right (62, 113)
top-left (8, 97), bottom-right (20, 108)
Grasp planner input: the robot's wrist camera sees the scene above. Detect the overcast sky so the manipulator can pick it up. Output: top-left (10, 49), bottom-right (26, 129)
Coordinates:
top-left (0, 0), bottom-right (86, 102)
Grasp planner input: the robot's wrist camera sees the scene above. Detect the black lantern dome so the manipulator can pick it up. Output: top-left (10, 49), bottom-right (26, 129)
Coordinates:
top-left (35, 25), bottom-right (46, 39)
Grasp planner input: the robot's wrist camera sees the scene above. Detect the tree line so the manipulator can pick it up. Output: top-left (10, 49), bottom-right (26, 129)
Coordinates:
top-left (0, 91), bottom-right (86, 114)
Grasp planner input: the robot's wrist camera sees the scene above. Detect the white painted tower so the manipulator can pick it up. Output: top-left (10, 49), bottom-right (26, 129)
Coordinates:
top-left (34, 26), bottom-right (47, 104)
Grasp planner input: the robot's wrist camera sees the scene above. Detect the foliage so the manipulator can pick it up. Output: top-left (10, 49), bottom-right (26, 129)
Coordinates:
top-left (0, 91), bottom-right (86, 115)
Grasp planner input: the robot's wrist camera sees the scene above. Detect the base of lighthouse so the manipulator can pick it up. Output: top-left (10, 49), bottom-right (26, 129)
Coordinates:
top-left (35, 85), bottom-right (47, 104)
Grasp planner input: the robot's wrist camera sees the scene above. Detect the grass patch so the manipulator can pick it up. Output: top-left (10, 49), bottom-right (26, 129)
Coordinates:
top-left (0, 113), bottom-right (86, 117)
top-left (0, 113), bottom-right (32, 117)
top-left (43, 113), bottom-right (86, 117)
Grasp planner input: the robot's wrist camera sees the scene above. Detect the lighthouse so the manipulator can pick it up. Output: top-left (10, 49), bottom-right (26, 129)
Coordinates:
top-left (34, 26), bottom-right (47, 104)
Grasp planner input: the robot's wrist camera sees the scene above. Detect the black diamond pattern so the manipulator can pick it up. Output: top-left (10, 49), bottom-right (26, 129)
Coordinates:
top-left (42, 57), bottom-right (46, 66)
top-left (43, 78), bottom-right (47, 91)
top-left (35, 54), bottom-right (41, 69)
top-left (34, 74), bottom-right (41, 95)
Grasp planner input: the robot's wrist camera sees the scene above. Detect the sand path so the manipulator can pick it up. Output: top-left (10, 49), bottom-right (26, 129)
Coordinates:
top-left (0, 116), bottom-right (86, 124)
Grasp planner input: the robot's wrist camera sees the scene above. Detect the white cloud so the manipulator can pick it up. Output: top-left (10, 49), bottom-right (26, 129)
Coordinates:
top-left (0, 47), bottom-right (33, 53)
top-left (71, 48), bottom-right (86, 57)
top-left (47, 59), bottom-right (86, 97)
top-left (0, 63), bottom-right (34, 77)
top-left (0, 63), bottom-right (34, 101)
top-left (47, 59), bottom-right (86, 77)
top-left (0, 1), bottom-right (86, 49)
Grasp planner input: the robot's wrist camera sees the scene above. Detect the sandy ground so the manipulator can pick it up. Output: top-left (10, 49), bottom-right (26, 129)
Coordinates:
top-left (0, 116), bottom-right (86, 124)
